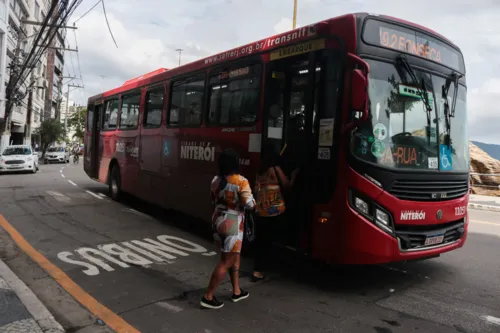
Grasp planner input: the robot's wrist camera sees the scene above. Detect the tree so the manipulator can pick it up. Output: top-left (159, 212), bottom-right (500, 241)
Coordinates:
top-left (67, 107), bottom-right (86, 142)
top-left (35, 119), bottom-right (65, 159)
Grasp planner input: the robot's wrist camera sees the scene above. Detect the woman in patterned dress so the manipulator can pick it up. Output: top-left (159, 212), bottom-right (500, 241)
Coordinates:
top-left (200, 149), bottom-right (256, 309)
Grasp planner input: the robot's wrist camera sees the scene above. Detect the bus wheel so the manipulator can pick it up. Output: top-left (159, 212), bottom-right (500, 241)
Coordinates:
top-left (109, 165), bottom-right (122, 201)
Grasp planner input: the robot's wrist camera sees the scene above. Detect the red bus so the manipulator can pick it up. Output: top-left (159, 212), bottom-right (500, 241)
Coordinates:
top-left (84, 13), bottom-right (469, 264)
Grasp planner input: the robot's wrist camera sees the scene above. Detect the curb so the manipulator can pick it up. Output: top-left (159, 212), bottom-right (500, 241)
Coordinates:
top-left (0, 259), bottom-right (65, 332)
top-left (468, 203), bottom-right (500, 213)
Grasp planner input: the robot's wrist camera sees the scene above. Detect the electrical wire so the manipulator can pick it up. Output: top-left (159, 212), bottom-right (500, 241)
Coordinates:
top-left (73, 0), bottom-right (101, 24)
top-left (73, 29), bottom-right (84, 86)
top-left (101, 0), bottom-right (118, 48)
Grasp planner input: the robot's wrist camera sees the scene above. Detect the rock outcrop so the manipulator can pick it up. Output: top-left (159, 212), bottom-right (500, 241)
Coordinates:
top-left (469, 142), bottom-right (500, 196)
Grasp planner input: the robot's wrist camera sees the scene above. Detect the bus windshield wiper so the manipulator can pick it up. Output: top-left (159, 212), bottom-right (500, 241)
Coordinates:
top-left (442, 72), bottom-right (463, 146)
top-left (396, 54), bottom-right (433, 142)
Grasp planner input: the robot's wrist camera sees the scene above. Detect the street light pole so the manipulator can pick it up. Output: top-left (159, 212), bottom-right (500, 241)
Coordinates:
top-left (293, 0), bottom-right (297, 29)
top-left (176, 48), bottom-right (183, 66)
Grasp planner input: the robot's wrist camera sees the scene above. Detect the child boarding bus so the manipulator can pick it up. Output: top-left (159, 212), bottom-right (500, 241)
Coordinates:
top-left (84, 13), bottom-right (469, 264)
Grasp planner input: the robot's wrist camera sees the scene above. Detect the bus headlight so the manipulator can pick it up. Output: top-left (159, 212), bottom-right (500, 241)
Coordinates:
top-left (349, 189), bottom-right (395, 235)
top-left (355, 197), bottom-right (369, 215)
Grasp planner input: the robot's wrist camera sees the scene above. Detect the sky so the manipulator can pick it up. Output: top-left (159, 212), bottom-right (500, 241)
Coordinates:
top-left (66, 0), bottom-right (500, 143)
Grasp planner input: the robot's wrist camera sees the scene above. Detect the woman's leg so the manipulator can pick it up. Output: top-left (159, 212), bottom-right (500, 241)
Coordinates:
top-left (228, 253), bottom-right (241, 295)
top-left (253, 217), bottom-right (271, 278)
top-left (204, 252), bottom-right (236, 300)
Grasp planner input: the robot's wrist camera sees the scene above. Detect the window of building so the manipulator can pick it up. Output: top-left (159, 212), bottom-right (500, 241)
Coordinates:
top-left (144, 86), bottom-right (164, 128)
top-left (168, 77), bottom-right (204, 126)
top-left (103, 99), bottom-right (118, 130)
top-left (208, 64), bottom-right (261, 125)
top-left (119, 93), bottom-right (140, 129)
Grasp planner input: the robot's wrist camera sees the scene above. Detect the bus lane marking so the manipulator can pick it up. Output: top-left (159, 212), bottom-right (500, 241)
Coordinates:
top-left (86, 190), bottom-right (104, 200)
top-left (57, 234), bottom-right (216, 276)
top-left (0, 213), bottom-right (140, 333)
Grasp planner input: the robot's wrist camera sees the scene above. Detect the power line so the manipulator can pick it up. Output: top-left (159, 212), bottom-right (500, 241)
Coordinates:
top-left (73, 0), bottom-right (102, 24)
top-left (73, 28), bottom-right (84, 86)
top-left (101, 0), bottom-right (118, 48)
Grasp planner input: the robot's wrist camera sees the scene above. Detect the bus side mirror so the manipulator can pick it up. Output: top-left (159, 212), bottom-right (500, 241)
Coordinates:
top-left (342, 55), bottom-right (370, 135)
top-left (350, 69), bottom-right (368, 115)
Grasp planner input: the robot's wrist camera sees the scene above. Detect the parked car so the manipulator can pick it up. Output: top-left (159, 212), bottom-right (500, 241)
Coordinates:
top-left (44, 146), bottom-right (70, 164)
top-left (0, 145), bottom-right (39, 173)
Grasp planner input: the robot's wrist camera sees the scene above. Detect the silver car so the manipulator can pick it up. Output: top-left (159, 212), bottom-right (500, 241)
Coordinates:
top-left (44, 147), bottom-right (70, 164)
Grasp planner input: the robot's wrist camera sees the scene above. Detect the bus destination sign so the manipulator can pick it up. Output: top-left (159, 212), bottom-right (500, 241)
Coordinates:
top-left (362, 19), bottom-right (463, 72)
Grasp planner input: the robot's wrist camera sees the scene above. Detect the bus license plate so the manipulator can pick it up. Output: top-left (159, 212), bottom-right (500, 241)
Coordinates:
top-left (424, 234), bottom-right (444, 246)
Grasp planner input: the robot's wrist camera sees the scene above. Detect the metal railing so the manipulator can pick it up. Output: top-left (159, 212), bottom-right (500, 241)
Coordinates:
top-left (470, 172), bottom-right (500, 190)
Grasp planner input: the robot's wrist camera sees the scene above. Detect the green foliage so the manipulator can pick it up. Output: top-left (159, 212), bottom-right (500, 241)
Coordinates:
top-left (67, 107), bottom-right (86, 142)
top-left (35, 119), bottom-right (65, 158)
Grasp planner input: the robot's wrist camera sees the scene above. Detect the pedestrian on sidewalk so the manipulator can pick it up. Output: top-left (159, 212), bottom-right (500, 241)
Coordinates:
top-left (201, 148), bottom-right (255, 309)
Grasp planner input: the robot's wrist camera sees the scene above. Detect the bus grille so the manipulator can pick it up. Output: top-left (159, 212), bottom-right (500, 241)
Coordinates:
top-left (396, 220), bottom-right (465, 251)
top-left (5, 160), bottom-right (25, 165)
top-left (388, 179), bottom-right (468, 201)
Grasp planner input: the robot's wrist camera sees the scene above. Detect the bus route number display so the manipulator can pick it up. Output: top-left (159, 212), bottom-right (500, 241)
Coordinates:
top-left (362, 19), bottom-right (462, 72)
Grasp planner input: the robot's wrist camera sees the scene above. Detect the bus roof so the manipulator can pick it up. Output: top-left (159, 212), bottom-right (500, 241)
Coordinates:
top-left (90, 12), bottom-right (460, 102)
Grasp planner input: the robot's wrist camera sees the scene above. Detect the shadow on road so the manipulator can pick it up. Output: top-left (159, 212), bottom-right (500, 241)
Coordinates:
top-left (75, 189), bottom-right (452, 299)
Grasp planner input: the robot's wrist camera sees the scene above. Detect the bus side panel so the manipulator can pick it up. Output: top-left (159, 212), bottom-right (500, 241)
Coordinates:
top-left (116, 129), bottom-right (141, 195)
top-left (99, 131), bottom-right (115, 184)
top-left (83, 105), bottom-right (92, 176)
top-left (161, 127), bottom-right (258, 222)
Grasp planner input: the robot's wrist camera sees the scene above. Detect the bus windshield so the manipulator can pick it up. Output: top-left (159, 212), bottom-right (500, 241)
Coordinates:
top-left (351, 59), bottom-right (468, 172)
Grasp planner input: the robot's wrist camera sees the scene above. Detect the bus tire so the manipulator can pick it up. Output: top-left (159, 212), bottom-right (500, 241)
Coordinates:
top-left (109, 165), bottom-right (122, 201)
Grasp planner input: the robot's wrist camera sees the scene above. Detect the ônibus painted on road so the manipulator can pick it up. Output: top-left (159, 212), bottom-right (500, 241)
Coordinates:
top-left (84, 13), bottom-right (469, 264)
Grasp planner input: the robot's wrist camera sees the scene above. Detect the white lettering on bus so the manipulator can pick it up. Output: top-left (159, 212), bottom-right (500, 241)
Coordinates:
top-left (56, 234), bottom-right (214, 276)
top-left (400, 210), bottom-right (426, 221)
top-left (180, 142), bottom-right (215, 162)
top-left (204, 25), bottom-right (316, 65)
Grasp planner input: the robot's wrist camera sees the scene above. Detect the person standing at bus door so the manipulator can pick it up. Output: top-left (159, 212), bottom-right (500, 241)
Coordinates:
top-left (252, 144), bottom-right (298, 282)
top-left (201, 149), bottom-right (255, 310)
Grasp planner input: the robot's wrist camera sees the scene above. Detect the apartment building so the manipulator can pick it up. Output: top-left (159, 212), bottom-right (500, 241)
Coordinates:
top-left (0, 0), bottom-right (61, 150)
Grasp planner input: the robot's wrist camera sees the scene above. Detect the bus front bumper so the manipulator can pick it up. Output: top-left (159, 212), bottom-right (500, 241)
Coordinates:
top-left (339, 206), bottom-right (468, 265)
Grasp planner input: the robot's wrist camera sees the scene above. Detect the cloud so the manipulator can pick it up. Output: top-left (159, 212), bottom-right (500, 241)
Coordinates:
top-left (67, 0), bottom-right (500, 143)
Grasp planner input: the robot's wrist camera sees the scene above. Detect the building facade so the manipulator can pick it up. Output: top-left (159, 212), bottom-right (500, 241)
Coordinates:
top-left (0, 0), bottom-right (62, 151)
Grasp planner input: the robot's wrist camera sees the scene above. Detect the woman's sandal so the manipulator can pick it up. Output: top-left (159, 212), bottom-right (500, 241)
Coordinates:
top-left (251, 274), bottom-right (265, 282)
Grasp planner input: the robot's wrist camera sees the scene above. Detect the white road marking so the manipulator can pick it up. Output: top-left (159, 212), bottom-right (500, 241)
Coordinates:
top-left (46, 191), bottom-right (71, 203)
top-left (68, 180), bottom-right (77, 187)
top-left (61, 174), bottom-right (65, 178)
top-left (98, 193), bottom-right (106, 198)
top-left (482, 315), bottom-right (500, 326)
top-left (86, 190), bottom-right (103, 199)
top-left (60, 170), bottom-right (63, 173)
top-left (202, 251), bottom-right (217, 256)
top-left (156, 302), bottom-right (183, 314)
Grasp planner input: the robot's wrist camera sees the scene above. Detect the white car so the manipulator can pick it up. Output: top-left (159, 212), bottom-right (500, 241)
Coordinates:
top-left (0, 145), bottom-right (39, 173)
top-left (44, 146), bottom-right (70, 164)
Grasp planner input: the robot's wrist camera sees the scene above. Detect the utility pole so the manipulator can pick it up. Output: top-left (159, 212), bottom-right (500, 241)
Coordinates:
top-left (293, 0), bottom-right (298, 29)
top-left (64, 83), bottom-right (84, 143)
top-left (176, 48), bottom-right (183, 66)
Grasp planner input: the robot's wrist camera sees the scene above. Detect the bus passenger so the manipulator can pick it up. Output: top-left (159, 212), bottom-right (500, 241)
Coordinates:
top-left (252, 144), bottom-right (298, 282)
top-left (201, 149), bottom-right (255, 310)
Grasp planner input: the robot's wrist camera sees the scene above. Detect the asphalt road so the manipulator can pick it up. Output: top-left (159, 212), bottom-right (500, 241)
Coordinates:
top-left (0, 162), bottom-right (499, 333)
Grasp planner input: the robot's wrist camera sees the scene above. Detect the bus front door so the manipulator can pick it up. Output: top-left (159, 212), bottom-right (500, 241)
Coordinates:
top-left (90, 104), bottom-right (102, 179)
top-left (263, 49), bottom-right (342, 252)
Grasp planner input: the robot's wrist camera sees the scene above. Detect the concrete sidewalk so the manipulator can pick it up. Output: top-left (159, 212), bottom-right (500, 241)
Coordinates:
top-left (469, 194), bottom-right (500, 212)
top-left (0, 259), bottom-right (64, 333)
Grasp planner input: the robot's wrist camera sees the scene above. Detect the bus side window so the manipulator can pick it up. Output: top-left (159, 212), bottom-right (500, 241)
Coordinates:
top-left (168, 77), bottom-right (204, 127)
top-left (103, 99), bottom-right (119, 130)
top-left (87, 106), bottom-right (94, 132)
top-left (119, 93), bottom-right (141, 130)
top-left (208, 64), bottom-right (261, 126)
top-left (144, 86), bottom-right (164, 128)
